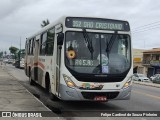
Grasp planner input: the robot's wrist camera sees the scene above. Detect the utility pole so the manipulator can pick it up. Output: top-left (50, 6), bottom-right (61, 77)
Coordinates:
top-left (20, 37), bottom-right (21, 51)
top-left (19, 37), bottom-right (21, 67)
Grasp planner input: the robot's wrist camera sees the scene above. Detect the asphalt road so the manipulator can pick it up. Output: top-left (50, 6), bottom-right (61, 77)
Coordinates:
top-left (5, 64), bottom-right (160, 120)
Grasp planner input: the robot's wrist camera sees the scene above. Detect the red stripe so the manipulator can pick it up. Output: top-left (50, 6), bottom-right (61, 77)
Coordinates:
top-left (31, 61), bottom-right (45, 70)
top-left (37, 62), bottom-right (45, 69)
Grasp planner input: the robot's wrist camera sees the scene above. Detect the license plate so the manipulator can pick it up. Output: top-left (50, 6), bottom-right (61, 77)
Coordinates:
top-left (94, 96), bottom-right (107, 101)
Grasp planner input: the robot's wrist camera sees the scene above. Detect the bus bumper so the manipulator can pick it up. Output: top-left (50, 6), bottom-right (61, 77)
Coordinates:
top-left (113, 85), bottom-right (132, 100)
top-left (59, 84), bottom-right (132, 101)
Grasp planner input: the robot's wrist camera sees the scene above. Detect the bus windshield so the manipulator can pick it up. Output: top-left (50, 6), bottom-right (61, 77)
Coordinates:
top-left (65, 31), bottom-right (131, 75)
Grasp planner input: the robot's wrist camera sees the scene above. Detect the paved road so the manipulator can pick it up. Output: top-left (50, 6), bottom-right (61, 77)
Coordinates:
top-left (5, 64), bottom-right (160, 120)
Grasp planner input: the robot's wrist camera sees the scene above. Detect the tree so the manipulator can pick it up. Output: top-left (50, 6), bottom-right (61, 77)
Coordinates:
top-left (0, 51), bottom-right (3, 58)
top-left (9, 46), bottom-right (19, 58)
top-left (41, 19), bottom-right (50, 27)
top-left (4, 51), bottom-right (7, 57)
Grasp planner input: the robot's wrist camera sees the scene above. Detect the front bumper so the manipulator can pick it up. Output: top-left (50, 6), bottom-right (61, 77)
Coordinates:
top-left (59, 84), bottom-right (132, 101)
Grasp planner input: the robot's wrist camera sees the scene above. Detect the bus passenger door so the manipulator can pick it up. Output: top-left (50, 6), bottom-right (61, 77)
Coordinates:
top-left (53, 24), bottom-right (63, 97)
top-left (33, 36), bottom-right (40, 81)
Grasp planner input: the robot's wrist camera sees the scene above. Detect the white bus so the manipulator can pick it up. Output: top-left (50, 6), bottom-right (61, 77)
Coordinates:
top-left (25, 16), bottom-right (133, 101)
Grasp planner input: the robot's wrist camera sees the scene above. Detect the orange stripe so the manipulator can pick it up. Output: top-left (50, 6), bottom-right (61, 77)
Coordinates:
top-left (31, 61), bottom-right (45, 70)
top-left (37, 62), bottom-right (45, 69)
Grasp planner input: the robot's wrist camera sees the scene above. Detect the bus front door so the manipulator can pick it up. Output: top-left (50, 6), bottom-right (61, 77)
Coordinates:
top-left (53, 24), bottom-right (63, 97)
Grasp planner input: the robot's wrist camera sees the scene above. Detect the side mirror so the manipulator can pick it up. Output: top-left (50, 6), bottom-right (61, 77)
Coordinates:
top-left (57, 32), bottom-right (64, 45)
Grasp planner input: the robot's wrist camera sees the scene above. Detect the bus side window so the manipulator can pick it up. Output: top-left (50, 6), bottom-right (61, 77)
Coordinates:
top-left (30, 38), bottom-right (35, 55)
top-left (26, 41), bottom-right (29, 55)
top-left (30, 39), bottom-right (33, 55)
top-left (46, 28), bottom-right (55, 55)
top-left (25, 41), bottom-right (28, 55)
top-left (40, 32), bottom-right (47, 55)
top-left (28, 39), bottom-right (32, 55)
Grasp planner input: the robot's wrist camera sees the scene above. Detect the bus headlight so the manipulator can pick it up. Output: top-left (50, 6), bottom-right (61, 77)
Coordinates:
top-left (63, 74), bottom-right (76, 88)
top-left (123, 78), bottom-right (132, 89)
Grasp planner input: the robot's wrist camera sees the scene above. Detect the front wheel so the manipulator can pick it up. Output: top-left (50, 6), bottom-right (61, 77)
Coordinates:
top-left (48, 84), bottom-right (60, 101)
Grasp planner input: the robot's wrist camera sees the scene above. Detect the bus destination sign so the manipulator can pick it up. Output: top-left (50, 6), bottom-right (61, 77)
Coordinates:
top-left (65, 17), bottom-right (130, 31)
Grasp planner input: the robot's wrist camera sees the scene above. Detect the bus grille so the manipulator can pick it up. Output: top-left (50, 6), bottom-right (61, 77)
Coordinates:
top-left (81, 92), bottom-right (119, 100)
top-left (75, 76), bottom-right (125, 82)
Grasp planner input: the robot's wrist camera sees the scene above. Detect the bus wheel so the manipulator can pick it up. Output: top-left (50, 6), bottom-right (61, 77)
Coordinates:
top-left (45, 74), bottom-right (59, 101)
top-left (48, 83), bottom-right (60, 101)
top-left (29, 74), bottom-right (35, 85)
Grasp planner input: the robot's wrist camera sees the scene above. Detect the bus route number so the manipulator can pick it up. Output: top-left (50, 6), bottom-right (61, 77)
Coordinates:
top-left (73, 20), bottom-right (94, 28)
top-left (73, 21), bottom-right (81, 27)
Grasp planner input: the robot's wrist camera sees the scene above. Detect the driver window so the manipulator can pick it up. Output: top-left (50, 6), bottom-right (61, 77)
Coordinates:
top-left (118, 35), bottom-right (129, 60)
top-left (118, 39), bottom-right (126, 56)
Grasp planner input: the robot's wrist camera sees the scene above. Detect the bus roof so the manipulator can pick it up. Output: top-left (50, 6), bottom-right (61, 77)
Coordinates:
top-left (26, 16), bottom-right (66, 40)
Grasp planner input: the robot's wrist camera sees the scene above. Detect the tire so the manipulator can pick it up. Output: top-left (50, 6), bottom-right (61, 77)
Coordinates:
top-left (29, 69), bottom-right (35, 85)
top-left (29, 75), bottom-right (35, 85)
top-left (47, 81), bottom-right (60, 101)
top-left (49, 84), bottom-right (56, 100)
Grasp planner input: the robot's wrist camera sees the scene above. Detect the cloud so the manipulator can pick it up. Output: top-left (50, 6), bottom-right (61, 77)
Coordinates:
top-left (0, 0), bottom-right (160, 52)
top-left (0, 0), bottom-right (41, 20)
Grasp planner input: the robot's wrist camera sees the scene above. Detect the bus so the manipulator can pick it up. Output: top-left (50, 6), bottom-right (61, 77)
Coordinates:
top-left (25, 16), bottom-right (132, 101)
top-left (15, 49), bottom-right (25, 68)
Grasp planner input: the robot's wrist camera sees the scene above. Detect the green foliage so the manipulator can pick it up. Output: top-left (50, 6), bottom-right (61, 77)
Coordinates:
top-left (4, 51), bottom-right (7, 55)
top-left (0, 51), bottom-right (3, 58)
top-left (41, 19), bottom-right (50, 27)
top-left (9, 46), bottom-right (19, 55)
top-left (15, 49), bottom-right (25, 60)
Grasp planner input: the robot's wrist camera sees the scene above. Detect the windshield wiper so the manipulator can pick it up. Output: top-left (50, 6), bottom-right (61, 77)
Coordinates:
top-left (82, 29), bottom-right (94, 59)
top-left (105, 34), bottom-right (117, 63)
top-left (106, 34), bottom-right (117, 53)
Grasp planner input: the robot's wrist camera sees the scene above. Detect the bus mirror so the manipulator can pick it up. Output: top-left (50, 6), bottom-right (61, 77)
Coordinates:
top-left (57, 32), bottom-right (64, 45)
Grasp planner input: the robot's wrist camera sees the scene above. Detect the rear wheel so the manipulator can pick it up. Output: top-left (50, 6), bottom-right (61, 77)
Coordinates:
top-left (29, 68), bottom-right (35, 85)
top-left (29, 76), bottom-right (35, 85)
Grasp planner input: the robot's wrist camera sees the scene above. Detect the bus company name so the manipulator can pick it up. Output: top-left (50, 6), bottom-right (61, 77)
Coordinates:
top-left (73, 20), bottom-right (123, 30)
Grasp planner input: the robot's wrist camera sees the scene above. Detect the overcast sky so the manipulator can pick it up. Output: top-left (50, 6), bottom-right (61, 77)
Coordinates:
top-left (0, 0), bottom-right (160, 53)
